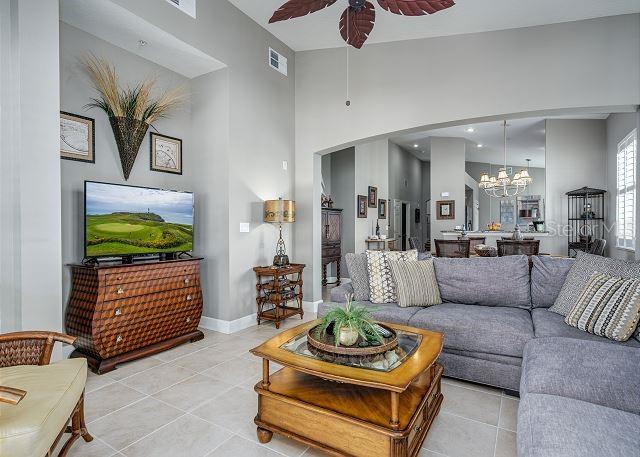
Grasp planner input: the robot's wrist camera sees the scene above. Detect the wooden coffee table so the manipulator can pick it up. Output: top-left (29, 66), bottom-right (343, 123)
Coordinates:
top-left (250, 320), bottom-right (444, 457)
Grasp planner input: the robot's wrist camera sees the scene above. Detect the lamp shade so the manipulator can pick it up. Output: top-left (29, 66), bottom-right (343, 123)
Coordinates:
top-left (264, 199), bottom-right (295, 223)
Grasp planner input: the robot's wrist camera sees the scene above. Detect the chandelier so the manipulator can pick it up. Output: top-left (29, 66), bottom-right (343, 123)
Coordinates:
top-left (479, 120), bottom-right (533, 198)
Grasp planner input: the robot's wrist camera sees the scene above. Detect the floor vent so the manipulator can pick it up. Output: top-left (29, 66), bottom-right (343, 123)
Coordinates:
top-left (269, 48), bottom-right (288, 76)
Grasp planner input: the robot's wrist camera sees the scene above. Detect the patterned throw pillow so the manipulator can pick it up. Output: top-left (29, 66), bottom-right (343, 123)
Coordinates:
top-left (551, 251), bottom-right (640, 319)
top-left (565, 272), bottom-right (640, 342)
top-left (345, 253), bottom-right (370, 301)
top-left (389, 260), bottom-right (441, 307)
top-left (367, 250), bottom-right (418, 304)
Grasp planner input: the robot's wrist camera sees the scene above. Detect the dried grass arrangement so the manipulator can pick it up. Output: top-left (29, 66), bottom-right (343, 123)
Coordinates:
top-left (82, 55), bottom-right (185, 179)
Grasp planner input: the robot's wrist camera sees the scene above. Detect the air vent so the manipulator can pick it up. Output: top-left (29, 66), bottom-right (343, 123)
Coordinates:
top-left (164, 0), bottom-right (196, 18)
top-left (269, 48), bottom-right (287, 76)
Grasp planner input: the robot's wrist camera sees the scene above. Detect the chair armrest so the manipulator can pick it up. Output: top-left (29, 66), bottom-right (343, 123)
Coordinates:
top-left (0, 331), bottom-right (76, 367)
top-left (330, 282), bottom-right (355, 302)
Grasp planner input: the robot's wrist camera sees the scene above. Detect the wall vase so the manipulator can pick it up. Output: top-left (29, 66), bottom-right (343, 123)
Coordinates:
top-left (109, 116), bottom-right (149, 180)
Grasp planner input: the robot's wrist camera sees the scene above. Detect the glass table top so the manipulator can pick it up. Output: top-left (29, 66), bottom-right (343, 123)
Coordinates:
top-left (280, 328), bottom-right (422, 373)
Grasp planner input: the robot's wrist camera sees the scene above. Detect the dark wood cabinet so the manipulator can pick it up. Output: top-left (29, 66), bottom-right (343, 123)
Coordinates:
top-left (65, 258), bottom-right (204, 374)
top-left (321, 208), bottom-right (343, 286)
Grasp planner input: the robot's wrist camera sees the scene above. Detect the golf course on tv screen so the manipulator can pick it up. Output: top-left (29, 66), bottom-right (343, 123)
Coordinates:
top-left (85, 181), bottom-right (194, 257)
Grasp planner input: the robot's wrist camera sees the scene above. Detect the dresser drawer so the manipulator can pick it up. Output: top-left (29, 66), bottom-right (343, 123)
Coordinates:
top-left (105, 262), bottom-right (199, 286)
top-left (96, 305), bottom-right (201, 358)
top-left (97, 287), bottom-right (202, 322)
top-left (104, 274), bottom-right (199, 301)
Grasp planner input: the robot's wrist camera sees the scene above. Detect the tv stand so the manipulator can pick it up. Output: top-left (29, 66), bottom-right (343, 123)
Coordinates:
top-left (65, 258), bottom-right (205, 374)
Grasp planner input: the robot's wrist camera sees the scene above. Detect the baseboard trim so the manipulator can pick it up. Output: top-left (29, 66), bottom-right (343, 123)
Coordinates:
top-left (302, 300), bottom-right (321, 313)
top-left (199, 314), bottom-right (256, 334)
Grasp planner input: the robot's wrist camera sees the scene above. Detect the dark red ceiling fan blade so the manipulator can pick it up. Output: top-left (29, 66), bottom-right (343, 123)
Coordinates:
top-left (269, 0), bottom-right (338, 23)
top-left (339, 2), bottom-right (376, 49)
top-left (377, 0), bottom-right (455, 16)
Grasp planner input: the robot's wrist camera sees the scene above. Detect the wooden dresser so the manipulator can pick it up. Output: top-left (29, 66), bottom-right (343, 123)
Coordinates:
top-left (321, 208), bottom-right (343, 286)
top-left (65, 258), bottom-right (204, 374)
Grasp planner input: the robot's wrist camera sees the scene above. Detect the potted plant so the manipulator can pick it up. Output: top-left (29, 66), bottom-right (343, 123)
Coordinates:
top-left (83, 55), bottom-right (184, 180)
top-left (320, 295), bottom-right (383, 347)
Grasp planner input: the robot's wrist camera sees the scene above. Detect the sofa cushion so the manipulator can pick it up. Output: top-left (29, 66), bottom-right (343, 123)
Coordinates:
top-left (517, 393), bottom-right (640, 457)
top-left (345, 253), bottom-right (370, 301)
top-left (408, 304), bottom-right (534, 357)
top-left (521, 337), bottom-right (640, 414)
top-left (531, 308), bottom-right (640, 347)
top-left (433, 255), bottom-right (531, 308)
top-left (0, 358), bottom-right (87, 457)
top-left (530, 255), bottom-right (574, 308)
top-left (389, 259), bottom-right (441, 307)
top-left (564, 272), bottom-right (640, 342)
top-left (551, 251), bottom-right (640, 316)
top-left (329, 282), bottom-right (354, 303)
top-left (367, 250), bottom-right (417, 304)
top-left (317, 301), bottom-right (422, 326)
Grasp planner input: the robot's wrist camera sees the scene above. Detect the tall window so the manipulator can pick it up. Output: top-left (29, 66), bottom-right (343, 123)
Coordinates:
top-left (616, 129), bottom-right (637, 250)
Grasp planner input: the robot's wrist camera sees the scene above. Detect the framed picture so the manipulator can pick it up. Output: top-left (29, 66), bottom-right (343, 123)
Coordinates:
top-left (357, 195), bottom-right (368, 218)
top-left (378, 199), bottom-right (387, 219)
top-left (436, 200), bottom-right (455, 220)
top-left (150, 132), bottom-right (182, 175)
top-left (368, 186), bottom-right (378, 208)
top-left (60, 112), bottom-right (95, 163)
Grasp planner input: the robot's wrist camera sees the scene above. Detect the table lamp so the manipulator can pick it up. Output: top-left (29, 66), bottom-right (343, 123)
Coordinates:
top-left (264, 198), bottom-right (296, 267)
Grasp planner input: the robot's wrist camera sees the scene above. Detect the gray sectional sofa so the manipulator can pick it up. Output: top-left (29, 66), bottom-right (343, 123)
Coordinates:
top-left (319, 254), bottom-right (640, 457)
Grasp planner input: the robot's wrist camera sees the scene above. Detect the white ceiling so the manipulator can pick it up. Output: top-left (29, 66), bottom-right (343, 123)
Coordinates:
top-left (391, 114), bottom-right (610, 168)
top-left (228, 0), bottom-right (640, 51)
top-left (61, 0), bottom-right (226, 79)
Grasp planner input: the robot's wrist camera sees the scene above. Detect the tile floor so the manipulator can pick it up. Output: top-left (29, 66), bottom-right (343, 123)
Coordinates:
top-left (56, 314), bottom-right (518, 457)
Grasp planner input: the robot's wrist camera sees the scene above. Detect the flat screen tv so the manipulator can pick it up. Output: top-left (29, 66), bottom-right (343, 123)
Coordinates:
top-left (84, 181), bottom-right (194, 258)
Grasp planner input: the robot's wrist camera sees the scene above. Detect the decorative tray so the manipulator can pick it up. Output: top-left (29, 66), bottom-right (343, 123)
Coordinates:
top-left (306, 323), bottom-right (398, 356)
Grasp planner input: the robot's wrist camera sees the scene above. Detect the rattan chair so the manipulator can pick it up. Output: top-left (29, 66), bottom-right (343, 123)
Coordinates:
top-left (435, 239), bottom-right (471, 258)
top-left (0, 332), bottom-right (92, 456)
top-left (496, 240), bottom-right (540, 256)
top-left (588, 238), bottom-right (607, 256)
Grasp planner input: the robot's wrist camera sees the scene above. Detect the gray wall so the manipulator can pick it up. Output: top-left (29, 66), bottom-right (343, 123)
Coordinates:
top-left (328, 148), bottom-right (355, 277)
top-left (430, 138), bottom-right (466, 247)
top-left (605, 112), bottom-right (640, 260)
top-left (65, 0), bottom-right (296, 322)
top-left (1, 0), bottom-right (62, 333)
top-left (295, 14), bottom-right (640, 301)
top-left (388, 142), bottom-right (423, 244)
top-left (546, 119), bottom-right (607, 255)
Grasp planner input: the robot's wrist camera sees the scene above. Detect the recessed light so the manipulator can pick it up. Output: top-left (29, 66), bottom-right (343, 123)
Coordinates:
top-left (138, 40), bottom-right (148, 47)
top-left (413, 144), bottom-right (419, 148)
top-left (477, 144), bottom-right (483, 148)
top-left (466, 128), bottom-right (475, 133)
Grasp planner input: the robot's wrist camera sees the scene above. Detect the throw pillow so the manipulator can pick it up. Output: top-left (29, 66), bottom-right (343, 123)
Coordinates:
top-left (367, 250), bottom-right (418, 304)
top-left (551, 251), bottom-right (640, 319)
top-left (389, 260), bottom-right (441, 307)
top-left (565, 272), bottom-right (640, 342)
top-left (345, 253), bottom-right (370, 301)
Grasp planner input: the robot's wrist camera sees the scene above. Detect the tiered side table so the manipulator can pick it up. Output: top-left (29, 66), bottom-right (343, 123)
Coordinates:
top-left (253, 264), bottom-right (305, 329)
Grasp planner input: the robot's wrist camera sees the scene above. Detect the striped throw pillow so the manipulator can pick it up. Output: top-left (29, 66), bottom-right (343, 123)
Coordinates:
top-left (565, 272), bottom-right (640, 342)
top-left (389, 260), bottom-right (441, 308)
top-left (367, 250), bottom-right (418, 304)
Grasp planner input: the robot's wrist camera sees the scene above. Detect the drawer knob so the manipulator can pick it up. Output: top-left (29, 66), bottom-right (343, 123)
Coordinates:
top-left (116, 335), bottom-right (123, 343)
top-left (115, 308), bottom-right (122, 316)
top-left (186, 317), bottom-right (191, 323)
top-left (117, 287), bottom-right (124, 295)
top-left (187, 294), bottom-right (193, 301)
top-left (184, 278), bottom-right (190, 284)
top-left (414, 423), bottom-right (423, 433)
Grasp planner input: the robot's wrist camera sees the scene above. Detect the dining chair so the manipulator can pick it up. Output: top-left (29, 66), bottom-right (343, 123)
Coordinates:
top-left (435, 239), bottom-right (471, 258)
top-left (588, 238), bottom-right (606, 256)
top-left (459, 236), bottom-right (486, 251)
top-left (497, 240), bottom-right (540, 256)
top-left (409, 236), bottom-right (426, 253)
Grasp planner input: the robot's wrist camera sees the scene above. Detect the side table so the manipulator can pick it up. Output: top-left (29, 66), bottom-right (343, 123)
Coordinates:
top-left (253, 263), bottom-right (305, 329)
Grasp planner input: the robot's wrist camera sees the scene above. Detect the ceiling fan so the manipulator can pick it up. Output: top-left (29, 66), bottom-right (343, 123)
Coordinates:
top-left (269, 0), bottom-right (456, 49)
